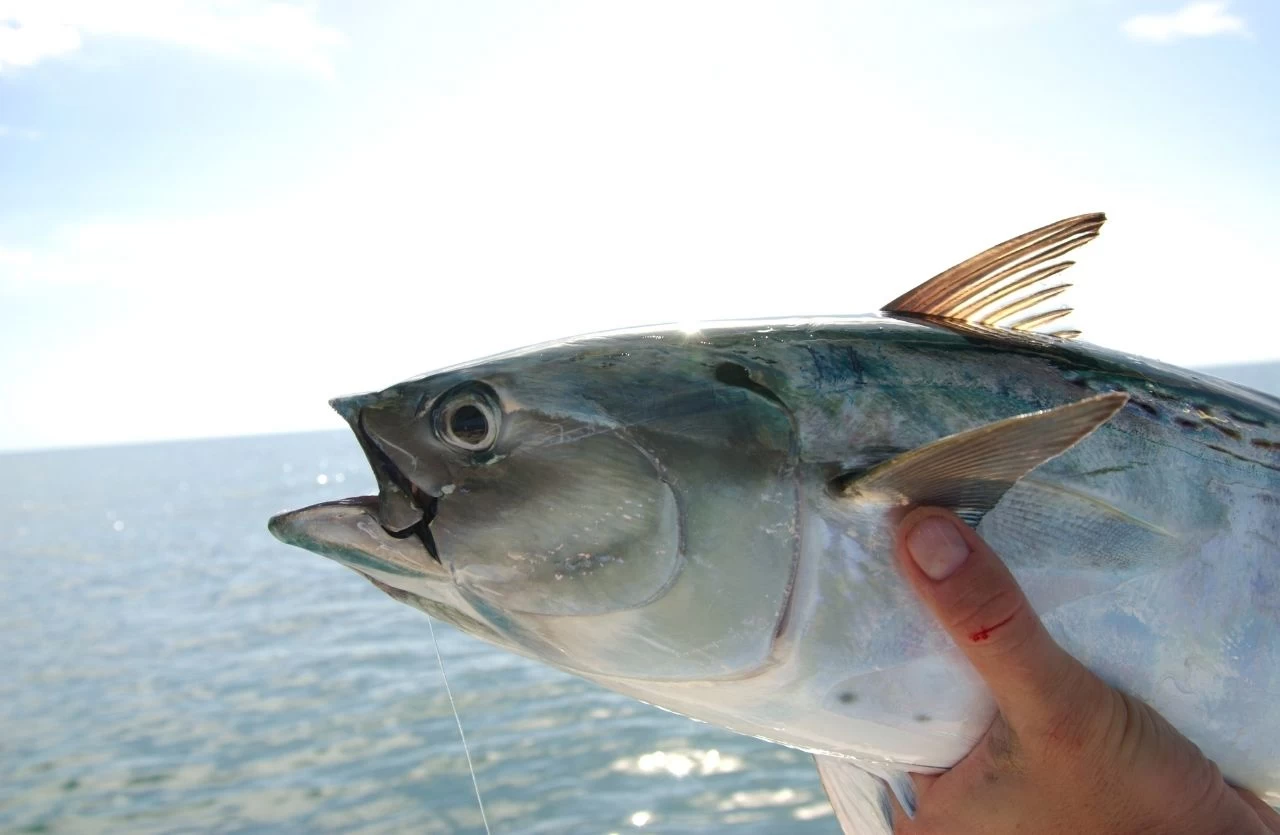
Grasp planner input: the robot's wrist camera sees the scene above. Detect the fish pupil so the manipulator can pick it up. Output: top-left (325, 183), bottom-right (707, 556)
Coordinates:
top-left (450, 404), bottom-right (488, 444)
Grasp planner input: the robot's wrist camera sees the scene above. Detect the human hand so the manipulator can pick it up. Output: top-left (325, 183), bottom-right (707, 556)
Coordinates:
top-left (892, 507), bottom-right (1280, 834)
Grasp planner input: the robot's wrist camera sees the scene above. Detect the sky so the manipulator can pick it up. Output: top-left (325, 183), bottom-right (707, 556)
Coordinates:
top-left (1, 1), bottom-right (1278, 451)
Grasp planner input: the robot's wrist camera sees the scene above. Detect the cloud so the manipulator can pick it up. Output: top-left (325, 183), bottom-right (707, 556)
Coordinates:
top-left (0, 0), bottom-right (343, 76)
top-left (1122, 2), bottom-right (1248, 43)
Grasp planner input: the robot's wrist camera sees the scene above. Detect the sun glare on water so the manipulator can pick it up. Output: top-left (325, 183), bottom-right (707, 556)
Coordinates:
top-left (610, 747), bottom-right (742, 778)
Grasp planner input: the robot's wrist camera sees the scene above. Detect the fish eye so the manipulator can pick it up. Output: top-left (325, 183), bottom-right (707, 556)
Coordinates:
top-left (433, 385), bottom-right (501, 452)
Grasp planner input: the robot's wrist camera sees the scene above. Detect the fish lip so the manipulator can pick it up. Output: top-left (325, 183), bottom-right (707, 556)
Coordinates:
top-left (265, 494), bottom-right (378, 539)
top-left (267, 495), bottom-right (446, 578)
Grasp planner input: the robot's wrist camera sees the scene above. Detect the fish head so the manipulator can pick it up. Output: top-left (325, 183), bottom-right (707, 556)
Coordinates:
top-left (269, 334), bottom-right (799, 679)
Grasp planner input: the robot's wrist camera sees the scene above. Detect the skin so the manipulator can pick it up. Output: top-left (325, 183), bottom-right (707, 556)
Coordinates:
top-left (892, 507), bottom-right (1280, 835)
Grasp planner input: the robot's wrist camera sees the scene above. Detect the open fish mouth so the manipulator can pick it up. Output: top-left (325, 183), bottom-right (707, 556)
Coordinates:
top-left (351, 411), bottom-right (446, 562)
top-left (268, 409), bottom-right (449, 580)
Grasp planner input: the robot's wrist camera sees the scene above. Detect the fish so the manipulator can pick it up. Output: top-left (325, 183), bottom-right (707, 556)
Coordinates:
top-left (268, 213), bottom-right (1280, 832)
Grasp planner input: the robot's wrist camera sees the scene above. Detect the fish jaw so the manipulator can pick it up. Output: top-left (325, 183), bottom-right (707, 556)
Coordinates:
top-left (268, 496), bottom-right (448, 583)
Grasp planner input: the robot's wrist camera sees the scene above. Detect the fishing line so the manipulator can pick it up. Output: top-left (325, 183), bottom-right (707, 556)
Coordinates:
top-left (427, 615), bottom-right (491, 835)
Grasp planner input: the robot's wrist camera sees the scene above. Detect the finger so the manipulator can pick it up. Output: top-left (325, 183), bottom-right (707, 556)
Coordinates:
top-left (1234, 786), bottom-right (1280, 833)
top-left (895, 507), bottom-right (1103, 732)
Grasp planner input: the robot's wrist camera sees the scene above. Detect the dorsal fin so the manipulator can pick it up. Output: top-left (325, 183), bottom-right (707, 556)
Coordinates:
top-left (883, 212), bottom-right (1106, 340)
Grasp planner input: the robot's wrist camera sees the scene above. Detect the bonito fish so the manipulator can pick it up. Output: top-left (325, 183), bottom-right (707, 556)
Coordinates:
top-left (269, 214), bottom-right (1280, 831)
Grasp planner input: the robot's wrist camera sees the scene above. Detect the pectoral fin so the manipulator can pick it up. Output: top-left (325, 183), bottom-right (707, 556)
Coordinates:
top-left (837, 393), bottom-right (1128, 526)
top-left (814, 755), bottom-right (896, 835)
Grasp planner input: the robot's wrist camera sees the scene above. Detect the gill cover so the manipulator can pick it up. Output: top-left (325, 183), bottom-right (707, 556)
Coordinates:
top-left (431, 424), bottom-right (682, 617)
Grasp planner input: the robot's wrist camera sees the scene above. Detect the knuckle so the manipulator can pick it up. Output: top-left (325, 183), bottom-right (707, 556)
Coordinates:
top-left (1103, 690), bottom-right (1151, 760)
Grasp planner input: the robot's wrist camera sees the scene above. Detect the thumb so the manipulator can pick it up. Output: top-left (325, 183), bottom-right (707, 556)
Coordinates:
top-left (895, 507), bottom-right (1104, 734)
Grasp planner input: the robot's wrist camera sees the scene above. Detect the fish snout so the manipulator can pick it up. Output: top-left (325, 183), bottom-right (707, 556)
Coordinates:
top-left (268, 496), bottom-right (447, 580)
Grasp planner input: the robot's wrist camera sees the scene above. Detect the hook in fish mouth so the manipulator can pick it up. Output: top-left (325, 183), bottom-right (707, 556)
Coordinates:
top-left (387, 487), bottom-right (441, 563)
